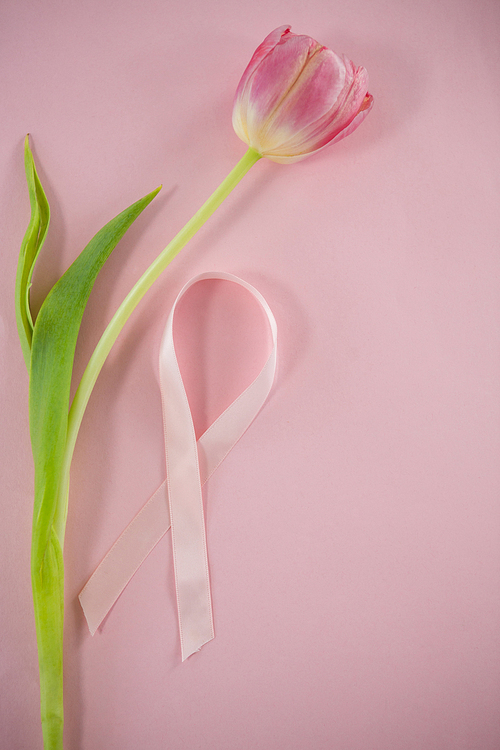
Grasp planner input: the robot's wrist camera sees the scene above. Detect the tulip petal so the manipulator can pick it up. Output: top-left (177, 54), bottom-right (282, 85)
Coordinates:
top-left (260, 49), bottom-right (348, 153)
top-left (268, 61), bottom-right (370, 157)
top-left (233, 25), bottom-right (291, 103)
top-left (244, 34), bottom-right (321, 141)
top-left (233, 25), bottom-right (291, 144)
top-left (265, 93), bottom-right (374, 163)
top-left (329, 92), bottom-right (374, 145)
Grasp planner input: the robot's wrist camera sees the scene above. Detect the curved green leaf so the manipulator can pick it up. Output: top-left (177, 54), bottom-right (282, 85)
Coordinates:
top-left (30, 183), bottom-right (161, 523)
top-left (15, 135), bottom-right (50, 368)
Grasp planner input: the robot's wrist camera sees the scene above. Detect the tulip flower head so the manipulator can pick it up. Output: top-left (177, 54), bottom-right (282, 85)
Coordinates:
top-left (232, 25), bottom-right (373, 164)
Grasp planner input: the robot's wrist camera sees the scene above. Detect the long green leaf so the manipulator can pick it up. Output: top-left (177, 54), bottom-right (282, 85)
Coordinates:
top-left (26, 168), bottom-right (160, 749)
top-left (30, 184), bottom-right (161, 540)
top-left (15, 135), bottom-right (50, 368)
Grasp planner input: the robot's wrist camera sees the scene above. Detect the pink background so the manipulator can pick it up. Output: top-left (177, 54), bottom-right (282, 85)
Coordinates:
top-left (1, 1), bottom-right (500, 748)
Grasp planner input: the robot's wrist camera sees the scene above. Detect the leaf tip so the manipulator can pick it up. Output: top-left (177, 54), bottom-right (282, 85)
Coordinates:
top-left (147, 185), bottom-right (162, 202)
top-left (24, 134), bottom-right (33, 162)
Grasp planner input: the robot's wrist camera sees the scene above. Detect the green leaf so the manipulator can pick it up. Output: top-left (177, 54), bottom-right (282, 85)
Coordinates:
top-left (30, 184), bottom-right (160, 547)
top-left (15, 135), bottom-right (50, 368)
top-left (26, 173), bottom-right (160, 749)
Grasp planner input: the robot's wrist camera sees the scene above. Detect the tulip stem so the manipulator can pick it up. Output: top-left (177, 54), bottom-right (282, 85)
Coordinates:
top-left (53, 146), bottom-right (262, 542)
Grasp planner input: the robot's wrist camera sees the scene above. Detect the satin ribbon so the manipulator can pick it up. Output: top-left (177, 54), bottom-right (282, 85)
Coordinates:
top-left (79, 272), bottom-right (277, 660)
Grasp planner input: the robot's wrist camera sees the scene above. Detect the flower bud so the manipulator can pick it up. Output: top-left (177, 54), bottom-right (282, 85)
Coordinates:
top-left (232, 25), bottom-right (373, 164)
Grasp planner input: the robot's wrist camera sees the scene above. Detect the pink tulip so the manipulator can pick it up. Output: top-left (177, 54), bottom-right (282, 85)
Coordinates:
top-left (232, 25), bottom-right (373, 164)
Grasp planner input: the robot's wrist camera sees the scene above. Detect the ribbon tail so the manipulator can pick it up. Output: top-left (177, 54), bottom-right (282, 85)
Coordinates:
top-left (79, 481), bottom-right (171, 634)
top-left (160, 306), bottom-right (215, 661)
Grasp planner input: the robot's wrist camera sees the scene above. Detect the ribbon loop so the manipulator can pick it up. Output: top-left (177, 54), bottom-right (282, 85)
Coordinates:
top-left (79, 272), bottom-right (277, 660)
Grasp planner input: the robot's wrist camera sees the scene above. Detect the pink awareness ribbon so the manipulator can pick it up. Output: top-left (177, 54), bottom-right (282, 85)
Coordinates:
top-left (79, 272), bottom-right (277, 660)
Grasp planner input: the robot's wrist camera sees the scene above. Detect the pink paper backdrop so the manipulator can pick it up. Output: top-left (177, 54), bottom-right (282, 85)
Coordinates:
top-left (1, 1), bottom-right (499, 748)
